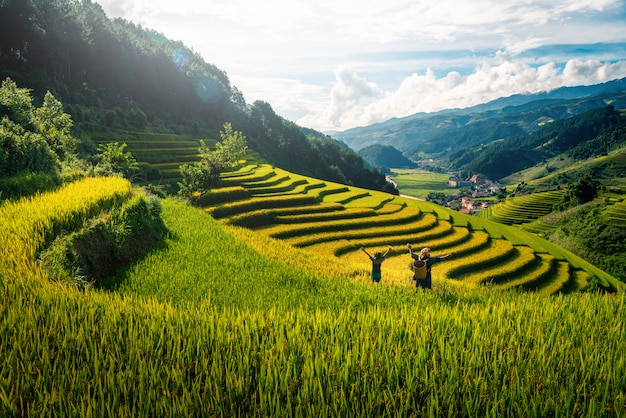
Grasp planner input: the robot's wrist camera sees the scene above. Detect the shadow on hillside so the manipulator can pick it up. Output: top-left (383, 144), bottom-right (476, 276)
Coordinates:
top-left (99, 231), bottom-right (179, 292)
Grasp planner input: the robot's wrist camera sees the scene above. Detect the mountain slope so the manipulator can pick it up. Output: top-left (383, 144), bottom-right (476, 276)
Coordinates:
top-left (456, 105), bottom-right (626, 179)
top-left (4, 181), bottom-right (626, 415)
top-left (333, 78), bottom-right (626, 161)
top-left (196, 161), bottom-right (623, 293)
top-left (357, 144), bottom-right (418, 171)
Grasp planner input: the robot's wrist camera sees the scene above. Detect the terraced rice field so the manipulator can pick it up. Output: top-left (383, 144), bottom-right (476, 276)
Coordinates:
top-left (602, 198), bottom-right (626, 224)
top-left (477, 190), bottom-right (565, 225)
top-left (93, 132), bottom-right (208, 185)
top-left (199, 163), bottom-right (623, 294)
top-left (521, 219), bottom-right (562, 235)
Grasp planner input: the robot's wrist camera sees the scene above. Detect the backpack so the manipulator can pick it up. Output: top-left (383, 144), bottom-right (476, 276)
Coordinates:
top-left (412, 259), bottom-right (427, 280)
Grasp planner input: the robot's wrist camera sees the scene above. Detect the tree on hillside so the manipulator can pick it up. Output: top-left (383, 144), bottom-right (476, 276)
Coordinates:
top-left (0, 78), bottom-right (33, 127)
top-left (568, 174), bottom-right (600, 204)
top-left (94, 142), bottom-right (139, 179)
top-left (215, 122), bottom-right (248, 169)
top-left (178, 123), bottom-right (247, 197)
top-left (554, 174), bottom-right (600, 211)
top-left (0, 78), bottom-right (78, 177)
top-left (33, 92), bottom-right (76, 159)
top-left (0, 0), bottom-right (232, 134)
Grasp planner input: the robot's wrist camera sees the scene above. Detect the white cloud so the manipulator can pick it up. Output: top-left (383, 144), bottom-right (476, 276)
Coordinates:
top-left (98, 0), bottom-right (624, 56)
top-left (95, 0), bottom-right (626, 133)
top-left (229, 75), bottom-right (327, 117)
top-left (298, 58), bottom-right (626, 132)
top-left (562, 59), bottom-right (626, 83)
top-left (296, 67), bottom-right (385, 130)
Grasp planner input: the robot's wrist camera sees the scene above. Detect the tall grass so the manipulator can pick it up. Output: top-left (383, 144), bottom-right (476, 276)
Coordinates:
top-left (2, 193), bottom-right (626, 416)
top-left (5, 271), bottom-right (626, 416)
top-left (109, 199), bottom-right (410, 311)
top-left (0, 177), bottom-right (132, 282)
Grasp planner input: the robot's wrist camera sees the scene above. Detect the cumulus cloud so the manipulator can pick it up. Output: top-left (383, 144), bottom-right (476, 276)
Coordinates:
top-left (327, 68), bottom-right (384, 124)
top-left (299, 58), bottom-right (626, 132)
top-left (97, 0), bottom-right (626, 133)
top-left (297, 68), bottom-right (384, 130)
top-left (562, 59), bottom-right (626, 83)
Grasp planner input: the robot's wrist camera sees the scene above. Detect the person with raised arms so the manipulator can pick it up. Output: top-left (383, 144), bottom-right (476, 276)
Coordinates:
top-left (407, 243), bottom-right (452, 290)
top-left (361, 246), bottom-right (393, 283)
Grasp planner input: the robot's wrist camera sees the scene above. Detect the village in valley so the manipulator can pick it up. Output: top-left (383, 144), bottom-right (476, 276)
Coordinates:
top-left (429, 174), bottom-right (503, 214)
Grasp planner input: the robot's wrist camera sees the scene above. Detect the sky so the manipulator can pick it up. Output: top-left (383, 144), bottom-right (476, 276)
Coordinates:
top-left (97, 0), bottom-right (626, 133)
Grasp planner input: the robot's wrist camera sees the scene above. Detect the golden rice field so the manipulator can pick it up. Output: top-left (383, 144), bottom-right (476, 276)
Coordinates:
top-left (211, 163), bottom-right (623, 295)
top-left (2, 170), bottom-right (626, 416)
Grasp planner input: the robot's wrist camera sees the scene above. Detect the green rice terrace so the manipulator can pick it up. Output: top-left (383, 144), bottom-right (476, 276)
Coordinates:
top-left (476, 190), bottom-right (566, 226)
top-left (93, 132), bottom-right (212, 189)
top-left (2, 159), bottom-right (626, 416)
top-left (202, 162), bottom-right (622, 295)
top-left (603, 198), bottom-right (626, 225)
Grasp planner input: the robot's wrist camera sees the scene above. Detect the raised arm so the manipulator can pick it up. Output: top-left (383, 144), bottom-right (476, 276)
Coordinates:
top-left (360, 247), bottom-right (372, 258)
top-left (383, 246), bottom-right (393, 257)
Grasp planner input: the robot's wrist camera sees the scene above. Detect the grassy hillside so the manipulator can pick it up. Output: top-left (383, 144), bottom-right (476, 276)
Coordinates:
top-left (482, 147), bottom-right (626, 281)
top-left (2, 175), bottom-right (626, 416)
top-left (502, 146), bottom-right (626, 189)
top-left (199, 162), bottom-right (622, 294)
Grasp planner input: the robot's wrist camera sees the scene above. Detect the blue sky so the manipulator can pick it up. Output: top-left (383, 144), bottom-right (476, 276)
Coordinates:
top-left (97, 0), bottom-right (626, 133)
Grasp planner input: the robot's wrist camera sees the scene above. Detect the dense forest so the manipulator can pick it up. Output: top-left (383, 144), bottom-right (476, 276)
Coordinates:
top-left (451, 106), bottom-right (626, 180)
top-left (0, 0), bottom-right (396, 195)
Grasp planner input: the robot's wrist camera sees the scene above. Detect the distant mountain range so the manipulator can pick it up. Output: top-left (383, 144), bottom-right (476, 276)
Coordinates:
top-left (334, 77), bottom-right (626, 179)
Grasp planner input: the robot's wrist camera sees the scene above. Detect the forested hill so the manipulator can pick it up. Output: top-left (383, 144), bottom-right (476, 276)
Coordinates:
top-left (0, 0), bottom-right (396, 195)
top-left (454, 105), bottom-right (626, 180)
top-left (357, 144), bottom-right (418, 172)
top-left (333, 77), bottom-right (626, 176)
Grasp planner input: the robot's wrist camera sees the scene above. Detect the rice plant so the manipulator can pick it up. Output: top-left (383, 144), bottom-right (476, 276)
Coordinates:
top-left (3, 188), bottom-right (626, 417)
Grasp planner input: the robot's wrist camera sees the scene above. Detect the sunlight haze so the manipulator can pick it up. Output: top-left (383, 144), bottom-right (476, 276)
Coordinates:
top-left (97, 0), bottom-right (626, 133)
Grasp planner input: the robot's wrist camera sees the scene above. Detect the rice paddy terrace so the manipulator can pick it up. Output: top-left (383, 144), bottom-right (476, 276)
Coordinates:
top-left (602, 198), bottom-right (626, 225)
top-left (476, 186), bottom-right (626, 235)
top-left (200, 162), bottom-right (624, 295)
top-left (476, 190), bottom-right (566, 226)
top-left (93, 132), bottom-right (210, 189)
top-left (89, 132), bottom-right (623, 294)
